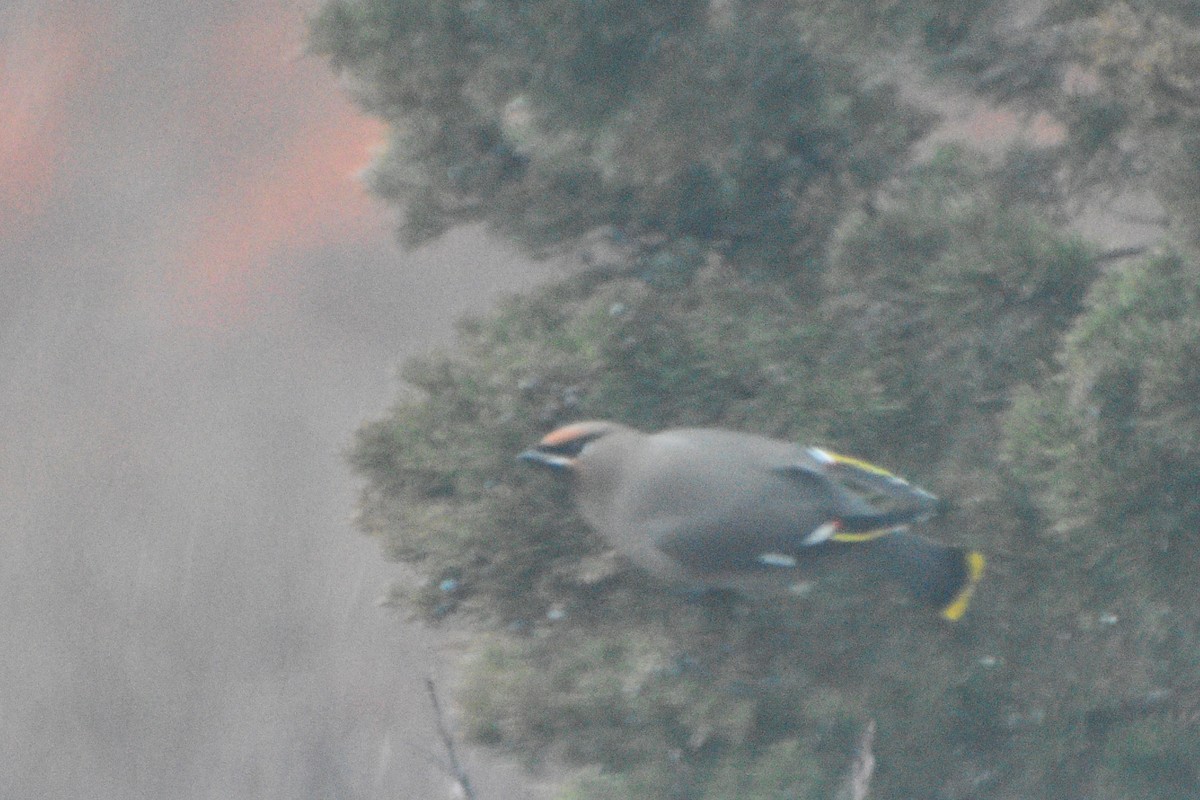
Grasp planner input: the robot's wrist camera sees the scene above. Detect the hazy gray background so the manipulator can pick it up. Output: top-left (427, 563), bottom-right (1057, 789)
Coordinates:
top-left (1, 1), bottom-right (556, 797)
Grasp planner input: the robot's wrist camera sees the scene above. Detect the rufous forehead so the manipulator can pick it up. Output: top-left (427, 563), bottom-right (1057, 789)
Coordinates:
top-left (539, 422), bottom-right (603, 447)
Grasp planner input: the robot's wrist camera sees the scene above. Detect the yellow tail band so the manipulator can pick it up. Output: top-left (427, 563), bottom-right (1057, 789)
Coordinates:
top-left (939, 551), bottom-right (985, 622)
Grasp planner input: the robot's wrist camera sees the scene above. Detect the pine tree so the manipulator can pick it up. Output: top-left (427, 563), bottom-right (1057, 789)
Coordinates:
top-left (316, 2), bottom-right (1200, 797)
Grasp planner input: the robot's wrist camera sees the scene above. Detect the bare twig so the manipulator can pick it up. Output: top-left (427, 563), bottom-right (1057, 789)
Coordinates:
top-left (425, 675), bottom-right (477, 800)
top-left (835, 719), bottom-right (877, 800)
top-left (1091, 245), bottom-right (1150, 265)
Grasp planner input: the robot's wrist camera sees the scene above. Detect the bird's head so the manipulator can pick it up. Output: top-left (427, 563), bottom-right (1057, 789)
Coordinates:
top-left (518, 420), bottom-right (624, 473)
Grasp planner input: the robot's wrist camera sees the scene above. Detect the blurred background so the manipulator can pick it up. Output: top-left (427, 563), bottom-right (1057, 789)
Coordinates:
top-left (0, 1), bottom-right (557, 796)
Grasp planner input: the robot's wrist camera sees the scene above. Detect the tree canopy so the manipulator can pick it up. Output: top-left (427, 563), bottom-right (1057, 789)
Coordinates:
top-left (314, 1), bottom-right (1200, 797)
top-left (311, 0), bottom-right (932, 280)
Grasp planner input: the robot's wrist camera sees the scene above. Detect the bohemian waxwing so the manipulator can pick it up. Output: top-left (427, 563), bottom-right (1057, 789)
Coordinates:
top-left (519, 421), bottom-right (984, 621)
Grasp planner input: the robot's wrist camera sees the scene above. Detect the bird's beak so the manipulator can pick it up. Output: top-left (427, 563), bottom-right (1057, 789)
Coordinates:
top-left (517, 450), bottom-right (574, 471)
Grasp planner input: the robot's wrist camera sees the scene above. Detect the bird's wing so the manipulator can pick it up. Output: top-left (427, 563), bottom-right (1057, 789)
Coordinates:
top-left (651, 463), bottom-right (849, 572)
top-left (804, 447), bottom-right (940, 510)
top-left (768, 460), bottom-right (922, 544)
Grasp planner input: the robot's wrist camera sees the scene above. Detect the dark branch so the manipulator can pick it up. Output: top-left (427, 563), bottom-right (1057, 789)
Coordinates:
top-left (426, 675), bottom-right (476, 800)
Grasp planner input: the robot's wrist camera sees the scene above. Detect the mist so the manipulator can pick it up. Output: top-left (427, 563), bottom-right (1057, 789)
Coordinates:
top-left (1, 1), bottom-right (555, 797)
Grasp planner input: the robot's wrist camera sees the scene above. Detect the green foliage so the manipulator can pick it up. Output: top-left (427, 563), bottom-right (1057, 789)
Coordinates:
top-left (790, 0), bottom-right (1010, 61)
top-left (825, 150), bottom-right (1096, 463)
top-left (1005, 249), bottom-right (1200, 598)
top-left (934, 1), bottom-right (1200, 246)
top-left (1094, 715), bottom-right (1200, 800)
top-left (337, 150), bottom-right (1184, 797)
top-left (350, 269), bottom-right (890, 622)
top-left (311, 0), bottom-right (931, 271)
top-left (995, 249), bottom-right (1200, 798)
top-left (319, 1), bottom-right (1200, 797)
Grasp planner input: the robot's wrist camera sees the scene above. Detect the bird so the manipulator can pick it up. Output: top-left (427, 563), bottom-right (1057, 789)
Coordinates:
top-left (519, 420), bottom-right (984, 621)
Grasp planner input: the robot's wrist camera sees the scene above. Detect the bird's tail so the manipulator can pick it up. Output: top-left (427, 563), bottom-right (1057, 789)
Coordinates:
top-left (865, 530), bottom-right (985, 621)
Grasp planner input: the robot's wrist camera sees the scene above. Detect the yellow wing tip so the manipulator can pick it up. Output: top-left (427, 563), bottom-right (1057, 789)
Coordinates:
top-left (821, 449), bottom-right (901, 479)
top-left (830, 527), bottom-right (894, 543)
top-left (939, 550), bottom-right (985, 622)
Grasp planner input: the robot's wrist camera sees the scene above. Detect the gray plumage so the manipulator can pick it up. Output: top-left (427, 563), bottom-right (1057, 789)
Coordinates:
top-left (520, 420), bottom-right (983, 618)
